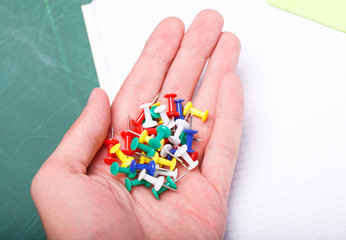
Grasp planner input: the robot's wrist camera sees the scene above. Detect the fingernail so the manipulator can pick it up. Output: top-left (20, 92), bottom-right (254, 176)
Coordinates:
top-left (88, 88), bottom-right (96, 105)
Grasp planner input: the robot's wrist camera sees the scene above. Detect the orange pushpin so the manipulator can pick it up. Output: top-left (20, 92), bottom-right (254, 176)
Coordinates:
top-left (110, 143), bottom-right (133, 168)
top-left (183, 101), bottom-right (209, 122)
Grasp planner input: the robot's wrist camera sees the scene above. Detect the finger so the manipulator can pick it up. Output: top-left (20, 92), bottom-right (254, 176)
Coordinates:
top-left (191, 32), bottom-right (241, 159)
top-left (158, 9), bottom-right (224, 103)
top-left (47, 88), bottom-right (110, 173)
top-left (111, 17), bottom-right (185, 134)
top-left (200, 73), bottom-right (244, 200)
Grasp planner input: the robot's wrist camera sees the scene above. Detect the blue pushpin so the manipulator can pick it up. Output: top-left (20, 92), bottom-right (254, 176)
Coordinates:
top-left (130, 160), bottom-right (156, 176)
top-left (174, 99), bottom-right (185, 120)
top-left (166, 148), bottom-right (177, 160)
top-left (184, 129), bottom-right (198, 153)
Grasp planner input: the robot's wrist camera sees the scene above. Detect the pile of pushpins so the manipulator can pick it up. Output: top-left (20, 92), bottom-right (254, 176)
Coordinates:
top-left (103, 93), bottom-right (209, 200)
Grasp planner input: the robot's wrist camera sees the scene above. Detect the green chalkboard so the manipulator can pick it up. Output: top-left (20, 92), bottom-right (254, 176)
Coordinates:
top-left (0, 0), bottom-right (98, 238)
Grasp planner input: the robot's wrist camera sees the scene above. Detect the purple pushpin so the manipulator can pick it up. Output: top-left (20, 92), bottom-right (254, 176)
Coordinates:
top-left (174, 99), bottom-right (185, 120)
top-left (130, 160), bottom-right (156, 176)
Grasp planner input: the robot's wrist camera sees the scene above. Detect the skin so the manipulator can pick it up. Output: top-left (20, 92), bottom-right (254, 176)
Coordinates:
top-left (31, 10), bottom-right (243, 240)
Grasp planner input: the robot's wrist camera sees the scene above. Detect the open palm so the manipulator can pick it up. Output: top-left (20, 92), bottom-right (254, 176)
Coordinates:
top-left (31, 10), bottom-right (243, 239)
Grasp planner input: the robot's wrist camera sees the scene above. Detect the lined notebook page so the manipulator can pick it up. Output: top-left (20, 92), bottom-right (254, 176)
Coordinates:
top-left (82, 1), bottom-right (346, 239)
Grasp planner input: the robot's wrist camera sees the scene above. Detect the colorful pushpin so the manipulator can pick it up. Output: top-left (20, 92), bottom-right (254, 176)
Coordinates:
top-left (154, 167), bottom-right (178, 180)
top-left (164, 93), bottom-right (180, 118)
top-left (138, 130), bottom-right (164, 151)
top-left (125, 178), bottom-right (151, 191)
top-left (109, 143), bottom-right (134, 167)
top-left (149, 125), bottom-right (171, 150)
top-left (166, 151), bottom-right (187, 168)
top-left (174, 99), bottom-right (185, 120)
top-left (138, 169), bottom-right (165, 191)
top-left (160, 144), bottom-right (173, 158)
top-left (104, 128), bottom-right (119, 164)
top-left (110, 162), bottom-right (136, 179)
top-left (140, 103), bottom-right (158, 128)
top-left (150, 102), bottom-right (161, 119)
top-left (188, 151), bottom-right (198, 161)
top-left (130, 160), bottom-right (156, 176)
top-left (120, 130), bottom-right (136, 156)
top-left (183, 101), bottom-right (209, 122)
top-left (131, 93), bottom-right (160, 126)
top-left (184, 127), bottom-right (198, 153)
top-left (134, 125), bottom-right (157, 136)
top-left (136, 152), bottom-right (176, 171)
top-left (152, 176), bottom-right (177, 200)
top-left (154, 105), bottom-right (175, 129)
top-left (174, 145), bottom-right (199, 170)
top-left (169, 119), bottom-right (190, 145)
top-left (130, 137), bottom-right (156, 157)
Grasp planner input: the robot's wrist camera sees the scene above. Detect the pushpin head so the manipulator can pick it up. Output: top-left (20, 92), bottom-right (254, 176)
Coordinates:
top-left (110, 143), bottom-right (121, 154)
top-left (130, 137), bottom-right (140, 151)
top-left (201, 110), bottom-right (209, 122)
top-left (125, 178), bottom-right (132, 191)
top-left (104, 138), bottom-right (119, 146)
top-left (152, 188), bottom-right (160, 200)
top-left (160, 144), bottom-right (172, 158)
top-left (169, 158), bottom-right (177, 171)
top-left (148, 138), bottom-right (162, 150)
top-left (110, 162), bottom-right (119, 175)
top-left (150, 105), bottom-right (161, 119)
top-left (130, 160), bottom-right (137, 173)
top-left (175, 145), bottom-right (188, 157)
top-left (183, 101), bottom-right (193, 116)
top-left (139, 130), bottom-right (148, 144)
top-left (157, 125), bottom-right (171, 138)
top-left (147, 161), bottom-right (156, 176)
top-left (166, 176), bottom-right (177, 188)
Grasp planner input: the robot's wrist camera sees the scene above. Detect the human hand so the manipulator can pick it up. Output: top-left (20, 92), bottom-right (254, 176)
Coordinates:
top-left (31, 10), bottom-right (243, 239)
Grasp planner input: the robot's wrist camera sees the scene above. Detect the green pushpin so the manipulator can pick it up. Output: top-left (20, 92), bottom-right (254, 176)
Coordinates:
top-left (179, 131), bottom-right (187, 145)
top-left (152, 176), bottom-right (177, 200)
top-left (130, 137), bottom-right (156, 157)
top-left (125, 178), bottom-right (151, 191)
top-left (150, 105), bottom-right (161, 119)
top-left (149, 125), bottom-right (171, 150)
top-left (110, 162), bottom-right (136, 179)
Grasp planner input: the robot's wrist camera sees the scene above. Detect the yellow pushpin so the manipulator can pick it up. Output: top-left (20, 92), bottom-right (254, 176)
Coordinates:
top-left (138, 130), bottom-right (164, 151)
top-left (109, 143), bottom-right (133, 168)
top-left (183, 101), bottom-right (209, 122)
top-left (151, 152), bottom-right (176, 171)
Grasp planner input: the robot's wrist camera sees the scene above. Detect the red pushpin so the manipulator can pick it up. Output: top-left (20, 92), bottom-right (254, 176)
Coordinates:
top-left (131, 111), bottom-right (145, 127)
top-left (121, 130), bottom-right (135, 156)
top-left (134, 125), bottom-right (157, 136)
top-left (104, 127), bottom-right (119, 164)
top-left (188, 151), bottom-right (198, 161)
top-left (164, 93), bottom-right (180, 118)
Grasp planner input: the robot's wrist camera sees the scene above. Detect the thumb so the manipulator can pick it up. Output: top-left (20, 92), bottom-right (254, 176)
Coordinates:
top-left (48, 88), bottom-right (110, 173)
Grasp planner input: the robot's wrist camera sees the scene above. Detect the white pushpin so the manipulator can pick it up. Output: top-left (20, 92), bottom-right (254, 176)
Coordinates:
top-left (169, 119), bottom-right (190, 145)
top-left (174, 145), bottom-right (199, 170)
top-left (154, 105), bottom-right (175, 129)
top-left (138, 169), bottom-right (164, 191)
top-left (160, 144), bottom-right (173, 158)
top-left (140, 103), bottom-right (158, 128)
top-left (154, 165), bottom-right (178, 180)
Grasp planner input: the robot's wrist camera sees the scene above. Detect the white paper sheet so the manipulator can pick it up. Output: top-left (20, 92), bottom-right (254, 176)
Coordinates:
top-left (82, 1), bottom-right (346, 239)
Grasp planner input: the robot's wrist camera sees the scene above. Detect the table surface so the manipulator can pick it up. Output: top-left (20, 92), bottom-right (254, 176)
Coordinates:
top-left (0, 0), bottom-right (97, 238)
